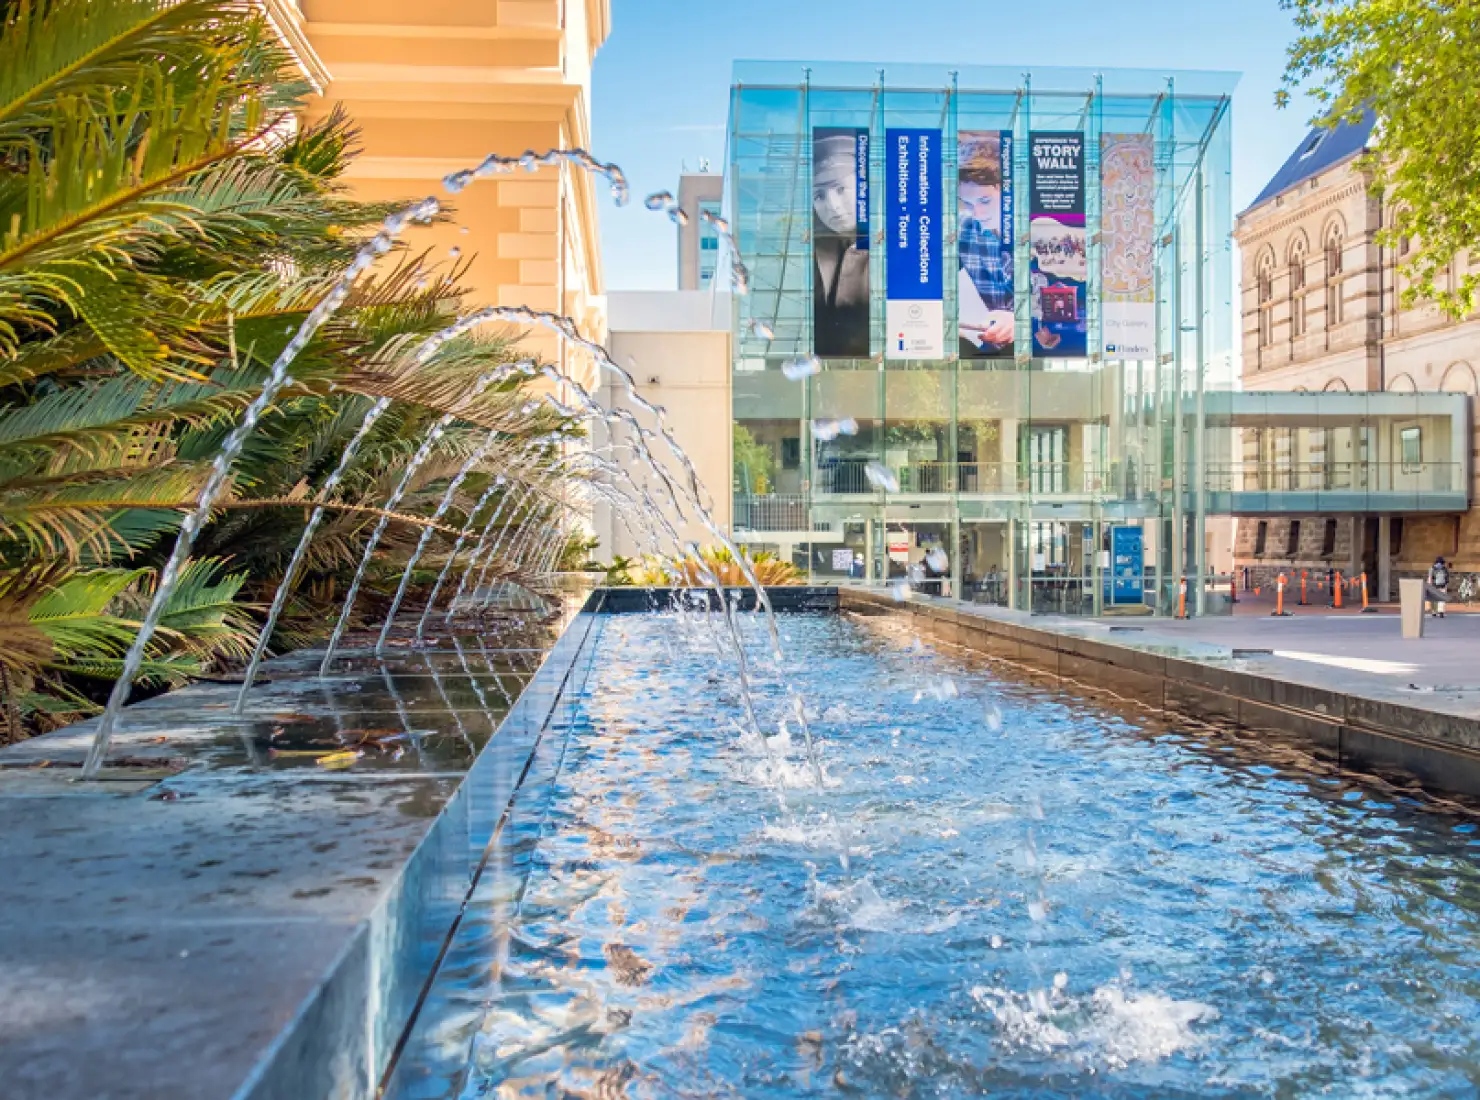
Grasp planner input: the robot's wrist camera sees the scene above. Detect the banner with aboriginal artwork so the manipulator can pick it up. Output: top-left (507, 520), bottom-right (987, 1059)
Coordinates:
top-left (1101, 133), bottom-right (1157, 360)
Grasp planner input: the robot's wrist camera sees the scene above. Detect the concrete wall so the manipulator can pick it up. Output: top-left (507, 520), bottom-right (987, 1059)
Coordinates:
top-left (595, 291), bottom-right (732, 561)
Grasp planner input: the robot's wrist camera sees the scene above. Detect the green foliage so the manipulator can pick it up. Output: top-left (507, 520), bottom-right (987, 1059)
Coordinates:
top-left (0, 0), bottom-right (579, 737)
top-left (733, 423), bottom-right (774, 495)
top-left (600, 546), bottom-right (805, 587)
top-left (1280, 0), bottom-right (1480, 317)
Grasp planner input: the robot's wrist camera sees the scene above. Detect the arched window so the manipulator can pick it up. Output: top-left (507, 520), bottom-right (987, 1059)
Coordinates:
top-left (1441, 361), bottom-right (1478, 394)
top-left (1257, 252), bottom-right (1276, 349)
top-left (1324, 224), bottom-right (1344, 329)
top-left (1288, 237), bottom-right (1308, 339)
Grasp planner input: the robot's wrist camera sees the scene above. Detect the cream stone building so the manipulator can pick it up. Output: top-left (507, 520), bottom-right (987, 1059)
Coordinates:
top-left (1234, 112), bottom-right (1479, 599)
top-left (266, 0), bottom-right (612, 393)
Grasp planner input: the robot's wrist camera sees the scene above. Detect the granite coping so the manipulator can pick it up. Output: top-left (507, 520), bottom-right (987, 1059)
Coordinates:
top-left (0, 610), bottom-right (602, 1100)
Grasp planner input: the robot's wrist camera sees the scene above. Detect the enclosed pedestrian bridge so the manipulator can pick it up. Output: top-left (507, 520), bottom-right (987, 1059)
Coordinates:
top-left (1203, 390), bottom-right (1472, 516)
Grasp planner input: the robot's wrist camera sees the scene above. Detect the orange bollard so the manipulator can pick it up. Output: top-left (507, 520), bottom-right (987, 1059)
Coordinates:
top-left (1177, 577), bottom-right (1188, 619)
top-left (1300, 570), bottom-right (1309, 605)
top-left (1272, 573), bottom-right (1292, 616)
top-left (1360, 571), bottom-right (1374, 613)
top-left (1334, 570), bottom-right (1344, 609)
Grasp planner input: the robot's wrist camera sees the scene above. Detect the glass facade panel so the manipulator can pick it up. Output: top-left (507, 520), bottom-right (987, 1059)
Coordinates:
top-left (729, 62), bottom-right (1238, 614)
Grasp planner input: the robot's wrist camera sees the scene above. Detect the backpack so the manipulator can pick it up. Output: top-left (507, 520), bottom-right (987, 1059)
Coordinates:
top-left (1433, 563), bottom-right (1450, 588)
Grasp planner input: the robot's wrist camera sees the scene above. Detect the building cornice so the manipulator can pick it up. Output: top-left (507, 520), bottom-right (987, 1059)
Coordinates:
top-left (260, 0), bottom-right (332, 93)
top-left (586, 0), bottom-right (612, 53)
top-left (1234, 177), bottom-right (1371, 246)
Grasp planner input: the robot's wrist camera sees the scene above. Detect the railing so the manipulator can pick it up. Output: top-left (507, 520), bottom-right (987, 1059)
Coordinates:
top-left (812, 460), bottom-right (1113, 496)
top-left (733, 492), bottom-right (810, 532)
top-left (1205, 460), bottom-right (1462, 495)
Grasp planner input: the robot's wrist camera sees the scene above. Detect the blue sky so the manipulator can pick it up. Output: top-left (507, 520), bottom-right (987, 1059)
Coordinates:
top-left (592, 0), bottom-right (1319, 291)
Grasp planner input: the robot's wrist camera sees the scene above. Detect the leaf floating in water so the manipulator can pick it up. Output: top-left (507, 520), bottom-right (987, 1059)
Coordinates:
top-left (603, 942), bottom-right (654, 986)
top-left (864, 461), bottom-right (899, 493)
top-left (316, 749), bottom-right (363, 770)
top-left (781, 355), bottom-right (822, 381)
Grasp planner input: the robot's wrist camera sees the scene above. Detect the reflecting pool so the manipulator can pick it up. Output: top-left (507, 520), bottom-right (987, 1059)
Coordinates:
top-left (400, 611), bottom-right (1480, 1098)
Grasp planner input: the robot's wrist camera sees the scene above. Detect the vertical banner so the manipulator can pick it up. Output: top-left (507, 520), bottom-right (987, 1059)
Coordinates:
top-left (957, 130), bottom-right (1015, 360)
top-left (1028, 131), bottom-right (1087, 358)
top-left (812, 127), bottom-right (871, 358)
top-left (885, 128), bottom-right (943, 359)
top-left (1101, 133), bottom-right (1157, 360)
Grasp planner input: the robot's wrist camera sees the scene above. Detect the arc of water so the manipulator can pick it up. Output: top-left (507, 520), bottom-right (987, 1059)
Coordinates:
top-left (87, 148), bottom-right (640, 775)
top-left (462, 480), bottom-right (544, 613)
top-left (318, 367), bottom-right (506, 676)
top-left (481, 499), bottom-right (555, 610)
top-left (374, 428), bottom-right (506, 654)
top-left (512, 324), bottom-right (783, 656)
top-left (83, 197), bottom-right (442, 778)
top-left (442, 479), bottom-right (526, 622)
top-left (234, 396), bottom-right (393, 712)
top-left (413, 474), bottom-right (506, 642)
top-left (416, 431), bottom-right (593, 637)
top-left (442, 148), bottom-right (628, 206)
top-left (697, 208), bottom-right (751, 296)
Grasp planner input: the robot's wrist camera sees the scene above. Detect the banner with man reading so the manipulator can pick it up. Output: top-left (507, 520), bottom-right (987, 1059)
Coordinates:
top-left (957, 130), bottom-right (1015, 360)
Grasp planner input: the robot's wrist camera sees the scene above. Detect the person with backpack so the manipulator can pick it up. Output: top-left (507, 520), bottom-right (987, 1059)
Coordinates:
top-left (1428, 555), bottom-right (1451, 618)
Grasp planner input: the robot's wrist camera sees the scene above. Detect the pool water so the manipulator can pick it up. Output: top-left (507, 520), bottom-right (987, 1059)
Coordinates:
top-left (419, 611), bottom-right (1480, 1098)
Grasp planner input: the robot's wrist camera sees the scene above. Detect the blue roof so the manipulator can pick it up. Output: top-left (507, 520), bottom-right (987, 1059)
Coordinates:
top-left (1248, 109), bottom-right (1376, 211)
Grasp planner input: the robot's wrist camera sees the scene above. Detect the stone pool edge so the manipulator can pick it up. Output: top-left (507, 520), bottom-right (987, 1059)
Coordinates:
top-left (844, 589), bottom-right (1480, 799)
top-left (0, 608), bottom-right (605, 1100)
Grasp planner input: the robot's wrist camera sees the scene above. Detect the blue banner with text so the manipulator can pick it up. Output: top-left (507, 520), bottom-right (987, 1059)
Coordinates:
top-left (885, 127), bottom-right (943, 359)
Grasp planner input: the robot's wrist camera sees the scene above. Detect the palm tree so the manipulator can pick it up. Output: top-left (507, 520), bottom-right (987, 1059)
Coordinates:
top-left (0, 0), bottom-right (577, 740)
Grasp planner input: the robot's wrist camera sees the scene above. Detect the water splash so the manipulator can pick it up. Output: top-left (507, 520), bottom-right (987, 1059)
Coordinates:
top-left (642, 190), bottom-right (689, 226)
top-left (782, 355), bottom-right (822, 381)
top-left (865, 461), bottom-right (899, 493)
top-left (925, 546), bottom-right (949, 574)
top-left (811, 416), bottom-right (858, 442)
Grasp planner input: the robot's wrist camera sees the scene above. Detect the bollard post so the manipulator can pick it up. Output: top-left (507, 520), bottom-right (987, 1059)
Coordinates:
top-left (1334, 570), bottom-right (1344, 609)
top-left (1177, 577), bottom-right (1187, 619)
top-left (1272, 573), bottom-right (1292, 616)
top-left (1360, 571), bottom-right (1377, 613)
top-left (1300, 570), bottom-right (1308, 606)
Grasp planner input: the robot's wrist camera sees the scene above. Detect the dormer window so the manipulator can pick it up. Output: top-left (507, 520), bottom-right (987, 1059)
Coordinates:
top-left (1298, 131), bottom-right (1326, 160)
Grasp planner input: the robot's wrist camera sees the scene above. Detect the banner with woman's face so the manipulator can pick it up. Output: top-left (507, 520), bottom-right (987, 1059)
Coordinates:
top-left (813, 128), bottom-right (871, 358)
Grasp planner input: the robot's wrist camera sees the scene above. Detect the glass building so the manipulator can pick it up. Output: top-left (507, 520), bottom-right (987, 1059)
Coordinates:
top-left (727, 61), bottom-right (1238, 615)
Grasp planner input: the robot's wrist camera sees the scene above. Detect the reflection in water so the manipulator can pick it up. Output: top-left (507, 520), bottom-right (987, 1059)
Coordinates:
top-left (417, 613), bottom-right (1480, 1099)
